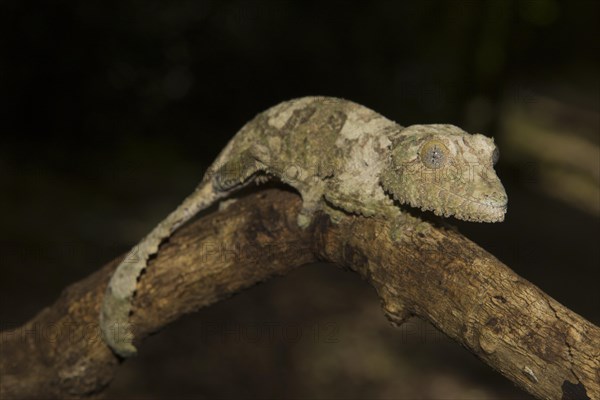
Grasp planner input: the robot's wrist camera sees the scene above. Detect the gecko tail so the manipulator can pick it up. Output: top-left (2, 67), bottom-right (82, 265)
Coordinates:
top-left (100, 179), bottom-right (225, 358)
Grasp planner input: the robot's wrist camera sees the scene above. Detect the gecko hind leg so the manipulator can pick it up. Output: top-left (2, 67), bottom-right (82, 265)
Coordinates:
top-left (213, 149), bottom-right (267, 191)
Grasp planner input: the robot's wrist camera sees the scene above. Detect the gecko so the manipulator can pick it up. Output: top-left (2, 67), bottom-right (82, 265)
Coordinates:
top-left (100, 96), bottom-right (507, 357)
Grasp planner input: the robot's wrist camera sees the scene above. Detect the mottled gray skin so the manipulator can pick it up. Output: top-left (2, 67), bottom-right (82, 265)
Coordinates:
top-left (100, 96), bottom-right (507, 357)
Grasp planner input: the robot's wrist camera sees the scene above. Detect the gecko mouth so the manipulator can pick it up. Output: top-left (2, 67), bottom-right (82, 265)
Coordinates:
top-left (390, 186), bottom-right (507, 223)
top-left (419, 200), bottom-right (506, 223)
top-left (454, 203), bottom-right (507, 223)
top-left (428, 188), bottom-right (507, 223)
top-left (425, 182), bottom-right (508, 223)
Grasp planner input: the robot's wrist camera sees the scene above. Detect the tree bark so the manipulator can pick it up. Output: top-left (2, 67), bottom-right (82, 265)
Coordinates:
top-left (1, 188), bottom-right (598, 400)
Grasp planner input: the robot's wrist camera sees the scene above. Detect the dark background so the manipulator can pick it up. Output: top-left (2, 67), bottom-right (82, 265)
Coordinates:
top-left (1, 1), bottom-right (598, 398)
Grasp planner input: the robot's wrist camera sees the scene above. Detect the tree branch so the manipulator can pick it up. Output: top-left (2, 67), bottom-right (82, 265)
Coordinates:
top-left (1, 189), bottom-right (598, 399)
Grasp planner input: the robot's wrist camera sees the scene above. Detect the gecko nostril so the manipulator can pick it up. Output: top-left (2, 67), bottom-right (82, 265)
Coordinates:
top-left (482, 192), bottom-right (507, 208)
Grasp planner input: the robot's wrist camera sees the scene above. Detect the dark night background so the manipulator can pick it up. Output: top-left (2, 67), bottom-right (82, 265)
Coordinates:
top-left (1, 1), bottom-right (598, 398)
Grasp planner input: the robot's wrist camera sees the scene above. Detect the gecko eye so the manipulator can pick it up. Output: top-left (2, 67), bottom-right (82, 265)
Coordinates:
top-left (492, 147), bottom-right (500, 166)
top-left (419, 140), bottom-right (449, 169)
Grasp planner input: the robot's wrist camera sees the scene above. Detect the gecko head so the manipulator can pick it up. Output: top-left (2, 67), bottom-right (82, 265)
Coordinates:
top-left (380, 124), bottom-right (507, 222)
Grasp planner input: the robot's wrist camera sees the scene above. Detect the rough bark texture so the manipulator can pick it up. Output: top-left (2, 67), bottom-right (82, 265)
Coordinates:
top-left (1, 189), bottom-right (598, 400)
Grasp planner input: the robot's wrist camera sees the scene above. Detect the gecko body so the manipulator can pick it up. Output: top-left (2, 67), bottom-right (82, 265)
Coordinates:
top-left (100, 96), bottom-right (507, 357)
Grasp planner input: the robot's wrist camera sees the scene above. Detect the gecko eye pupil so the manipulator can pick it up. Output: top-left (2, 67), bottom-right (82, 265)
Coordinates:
top-left (419, 140), bottom-right (448, 169)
